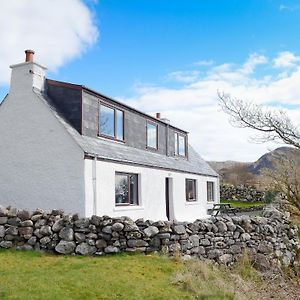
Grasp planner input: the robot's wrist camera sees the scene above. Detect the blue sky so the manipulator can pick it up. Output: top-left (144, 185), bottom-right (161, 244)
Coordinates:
top-left (1, 0), bottom-right (300, 161)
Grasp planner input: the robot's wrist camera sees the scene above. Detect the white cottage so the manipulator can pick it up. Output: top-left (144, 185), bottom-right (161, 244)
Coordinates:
top-left (0, 50), bottom-right (219, 221)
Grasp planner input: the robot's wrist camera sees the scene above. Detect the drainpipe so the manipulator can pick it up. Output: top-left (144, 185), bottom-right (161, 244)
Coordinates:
top-left (92, 157), bottom-right (97, 215)
top-left (166, 123), bottom-right (170, 156)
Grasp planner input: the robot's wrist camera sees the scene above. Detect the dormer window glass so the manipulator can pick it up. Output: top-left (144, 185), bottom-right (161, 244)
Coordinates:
top-left (175, 132), bottom-right (186, 156)
top-left (99, 104), bottom-right (124, 141)
top-left (147, 122), bottom-right (158, 150)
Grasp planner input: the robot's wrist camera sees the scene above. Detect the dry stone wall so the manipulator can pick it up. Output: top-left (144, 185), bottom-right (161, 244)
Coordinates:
top-left (0, 205), bottom-right (298, 268)
top-left (221, 184), bottom-right (265, 202)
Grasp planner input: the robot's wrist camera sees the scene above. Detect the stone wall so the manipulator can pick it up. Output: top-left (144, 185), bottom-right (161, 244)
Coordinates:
top-left (0, 205), bottom-right (299, 268)
top-left (221, 184), bottom-right (265, 202)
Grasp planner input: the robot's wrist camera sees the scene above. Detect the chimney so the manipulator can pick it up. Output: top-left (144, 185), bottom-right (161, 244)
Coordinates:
top-left (25, 49), bottom-right (35, 62)
top-left (156, 112), bottom-right (161, 119)
top-left (9, 49), bottom-right (47, 94)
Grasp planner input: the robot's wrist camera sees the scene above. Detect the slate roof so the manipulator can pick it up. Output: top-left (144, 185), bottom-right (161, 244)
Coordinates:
top-left (34, 89), bottom-right (218, 177)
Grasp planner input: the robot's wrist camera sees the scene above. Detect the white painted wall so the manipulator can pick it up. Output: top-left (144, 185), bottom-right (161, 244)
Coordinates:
top-left (0, 69), bottom-right (86, 215)
top-left (84, 159), bottom-right (219, 221)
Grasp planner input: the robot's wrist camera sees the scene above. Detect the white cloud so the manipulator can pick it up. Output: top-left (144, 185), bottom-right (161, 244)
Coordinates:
top-left (279, 4), bottom-right (300, 11)
top-left (193, 59), bottom-right (214, 66)
top-left (273, 51), bottom-right (300, 68)
top-left (165, 70), bottom-right (200, 83)
top-left (0, 0), bottom-right (98, 85)
top-left (122, 53), bottom-right (300, 162)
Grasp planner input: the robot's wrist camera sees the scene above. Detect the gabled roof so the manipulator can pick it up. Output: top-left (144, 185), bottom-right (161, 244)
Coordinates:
top-left (34, 89), bottom-right (218, 177)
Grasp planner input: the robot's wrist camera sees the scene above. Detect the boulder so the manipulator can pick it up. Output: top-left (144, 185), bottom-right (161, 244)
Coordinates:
top-left (59, 227), bottom-right (74, 241)
top-left (143, 226), bottom-right (159, 238)
top-left (55, 241), bottom-right (76, 254)
top-left (75, 242), bottom-right (97, 255)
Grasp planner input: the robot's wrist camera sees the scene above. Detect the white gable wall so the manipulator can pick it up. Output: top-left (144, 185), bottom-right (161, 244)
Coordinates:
top-left (84, 158), bottom-right (219, 221)
top-left (0, 88), bottom-right (86, 215)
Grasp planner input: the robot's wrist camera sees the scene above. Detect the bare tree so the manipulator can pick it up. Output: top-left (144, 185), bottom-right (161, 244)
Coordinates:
top-left (218, 92), bottom-right (300, 149)
top-left (262, 151), bottom-right (300, 209)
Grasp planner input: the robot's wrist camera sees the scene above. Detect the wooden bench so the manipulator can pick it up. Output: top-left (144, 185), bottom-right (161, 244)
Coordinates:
top-left (210, 203), bottom-right (237, 216)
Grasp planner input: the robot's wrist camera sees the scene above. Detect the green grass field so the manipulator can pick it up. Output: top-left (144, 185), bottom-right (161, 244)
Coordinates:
top-left (220, 199), bottom-right (265, 208)
top-left (0, 249), bottom-right (298, 299)
top-left (0, 250), bottom-right (192, 300)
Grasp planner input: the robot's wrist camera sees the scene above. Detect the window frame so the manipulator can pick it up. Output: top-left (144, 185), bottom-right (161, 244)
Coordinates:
top-left (207, 181), bottom-right (215, 203)
top-left (98, 102), bottom-right (125, 142)
top-left (146, 120), bottom-right (158, 151)
top-left (174, 132), bottom-right (187, 157)
top-left (115, 172), bottom-right (139, 206)
top-left (185, 178), bottom-right (197, 202)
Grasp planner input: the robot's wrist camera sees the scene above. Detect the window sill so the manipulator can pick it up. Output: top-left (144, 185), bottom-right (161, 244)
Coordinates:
top-left (113, 206), bottom-right (144, 212)
top-left (185, 201), bottom-right (199, 206)
top-left (97, 134), bottom-right (125, 144)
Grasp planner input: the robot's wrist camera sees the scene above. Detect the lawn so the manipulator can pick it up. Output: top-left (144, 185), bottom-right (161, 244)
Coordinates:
top-left (0, 249), bottom-right (299, 300)
top-left (0, 250), bottom-right (191, 300)
top-left (220, 199), bottom-right (265, 208)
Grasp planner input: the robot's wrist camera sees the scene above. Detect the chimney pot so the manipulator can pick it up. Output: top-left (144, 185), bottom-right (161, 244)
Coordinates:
top-left (25, 49), bottom-right (35, 62)
top-left (156, 112), bottom-right (161, 119)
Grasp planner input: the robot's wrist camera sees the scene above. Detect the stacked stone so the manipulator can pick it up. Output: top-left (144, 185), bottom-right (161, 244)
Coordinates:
top-left (0, 205), bottom-right (298, 268)
top-left (220, 184), bottom-right (265, 202)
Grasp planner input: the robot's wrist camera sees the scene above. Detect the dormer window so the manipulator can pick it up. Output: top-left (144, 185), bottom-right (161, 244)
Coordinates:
top-left (175, 132), bottom-right (186, 156)
top-left (99, 104), bottom-right (124, 141)
top-left (147, 121), bottom-right (158, 150)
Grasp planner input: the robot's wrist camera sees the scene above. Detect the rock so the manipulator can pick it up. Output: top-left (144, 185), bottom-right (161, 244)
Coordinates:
top-left (0, 241), bottom-right (13, 248)
top-left (226, 222), bottom-right (236, 231)
top-left (40, 236), bottom-right (51, 245)
top-left (75, 233), bottom-right (86, 243)
top-left (258, 241), bottom-right (271, 254)
top-left (127, 239), bottom-right (148, 248)
top-left (104, 246), bottom-right (119, 253)
top-left (16, 244), bottom-right (33, 251)
top-left (252, 253), bottom-right (271, 272)
top-left (189, 235), bottom-right (200, 247)
top-left (0, 226), bottom-right (5, 238)
top-left (218, 254), bottom-right (233, 265)
top-left (51, 209), bottom-right (64, 216)
top-left (59, 227), bottom-right (74, 241)
top-left (17, 209), bottom-right (32, 221)
top-left (216, 221), bottom-right (227, 233)
top-left (102, 226), bottom-right (112, 234)
top-left (52, 220), bottom-right (64, 232)
top-left (5, 226), bottom-right (18, 236)
top-left (18, 227), bottom-right (33, 239)
top-left (7, 217), bottom-right (21, 226)
top-left (228, 245), bottom-right (242, 254)
top-left (20, 220), bottom-right (33, 227)
top-left (241, 233), bottom-right (251, 241)
top-left (123, 221), bottom-right (139, 232)
top-left (27, 236), bottom-right (37, 246)
top-left (200, 238), bottom-right (211, 246)
top-left (112, 222), bottom-right (124, 232)
top-left (55, 241), bottom-right (76, 254)
top-left (40, 225), bottom-right (52, 236)
top-left (7, 208), bottom-right (17, 217)
top-left (95, 239), bottom-right (107, 249)
top-left (149, 236), bottom-right (161, 248)
top-left (208, 249), bottom-right (223, 259)
top-left (143, 226), bottom-right (159, 238)
top-left (90, 215), bottom-right (101, 226)
top-left (0, 206), bottom-right (8, 217)
top-left (173, 225), bottom-right (186, 235)
top-left (0, 217), bottom-right (8, 225)
top-left (75, 243), bottom-right (97, 255)
top-left (74, 218), bottom-right (90, 228)
top-left (31, 214), bottom-right (43, 222)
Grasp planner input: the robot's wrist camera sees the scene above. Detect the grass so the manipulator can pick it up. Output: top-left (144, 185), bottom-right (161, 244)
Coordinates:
top-left (0, 250), bottom-right (191, 300)
top-left (220, 199), bottom-right (265, 208)
top-left (0, 249), bottom-right (299, 300)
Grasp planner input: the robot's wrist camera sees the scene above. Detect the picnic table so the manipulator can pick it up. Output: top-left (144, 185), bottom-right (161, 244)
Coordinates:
top-left (210, 203), bottom-right (237, 216)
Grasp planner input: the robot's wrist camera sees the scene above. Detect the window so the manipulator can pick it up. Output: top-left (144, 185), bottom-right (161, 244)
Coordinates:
top-left (175, 132), bottom-right (186, 156)
top-left (115, 172), bottom-right (139, 205)
top-left (147, 122), bottom-right (158, 149)
top-left (99, 104), bottom-right (124, 141)
top-left (207, 181), bottom-right (215, 202)
top-left (186, 179), bottom-right (197, 201)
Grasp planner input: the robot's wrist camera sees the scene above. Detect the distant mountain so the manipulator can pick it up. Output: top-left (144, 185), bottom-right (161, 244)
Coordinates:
top-left (208, 146), bottom-right (300, 185)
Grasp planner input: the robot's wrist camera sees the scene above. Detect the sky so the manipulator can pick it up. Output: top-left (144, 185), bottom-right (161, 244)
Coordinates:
top-left (0, 0), bottom-right (300, 162)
